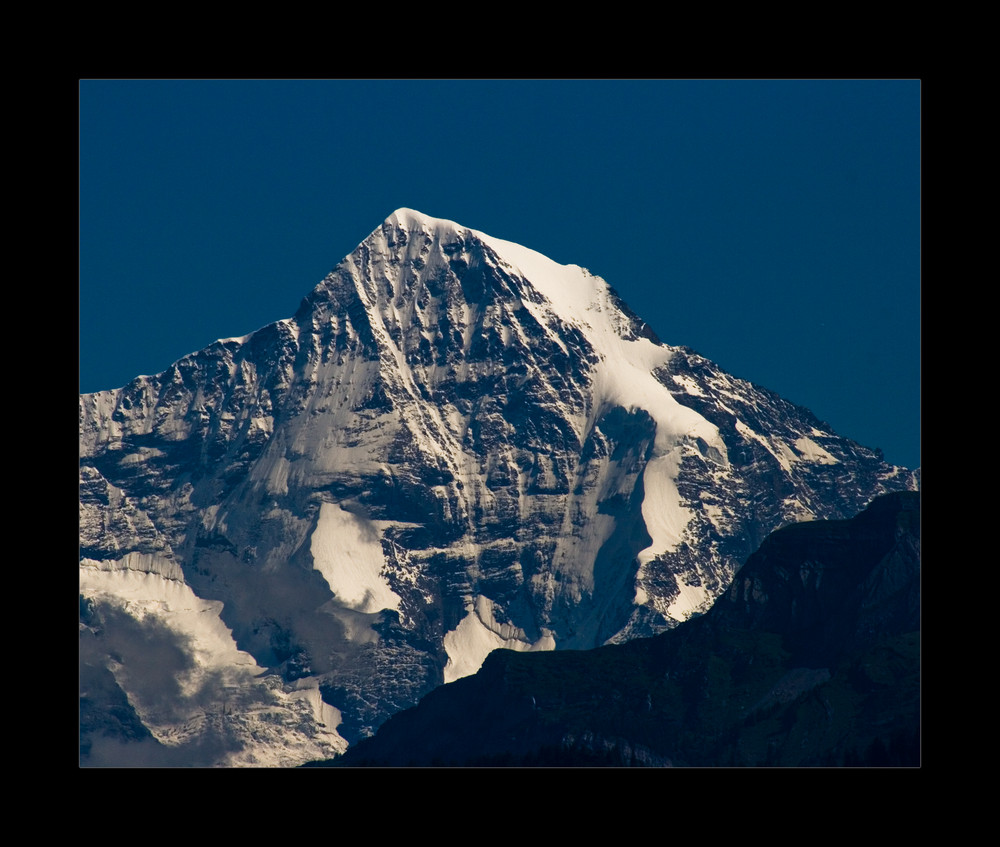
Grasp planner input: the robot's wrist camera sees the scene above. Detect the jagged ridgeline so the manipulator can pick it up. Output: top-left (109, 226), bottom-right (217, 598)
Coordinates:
top-left (80, 209), bottom-right (918, 766)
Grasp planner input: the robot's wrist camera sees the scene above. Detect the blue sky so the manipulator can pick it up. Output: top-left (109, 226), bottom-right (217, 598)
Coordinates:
top-left (80, 80), bottom-right (920, 469)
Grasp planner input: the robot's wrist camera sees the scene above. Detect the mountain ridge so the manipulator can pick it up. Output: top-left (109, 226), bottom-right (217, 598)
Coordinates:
top-left (80, 209), bottom-right (917, 766)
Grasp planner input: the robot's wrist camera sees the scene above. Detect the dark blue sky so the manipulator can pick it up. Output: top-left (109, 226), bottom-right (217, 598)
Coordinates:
top-left (80, 80), bottom-right (920, 469)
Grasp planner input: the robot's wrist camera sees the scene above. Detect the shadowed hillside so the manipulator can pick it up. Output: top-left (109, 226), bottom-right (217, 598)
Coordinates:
top-left (316, 491), bottom-right (919, 767)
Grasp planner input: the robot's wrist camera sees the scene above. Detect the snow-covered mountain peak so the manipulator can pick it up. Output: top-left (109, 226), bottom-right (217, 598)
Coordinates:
top-left (382, 207), bottom-right (470, 242)
top-left (372, 210), bottom-right (643, 342)
top-left (380, 209), bottom-right (571, 282)
top-left (81, 209), bottom-right (918, 766)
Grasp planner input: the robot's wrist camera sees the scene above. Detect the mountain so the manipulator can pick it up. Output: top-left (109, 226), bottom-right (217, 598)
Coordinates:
top-left (325, 490), bottom-right (920, 767)
top-left (79, 208), bottom-right (918, 766)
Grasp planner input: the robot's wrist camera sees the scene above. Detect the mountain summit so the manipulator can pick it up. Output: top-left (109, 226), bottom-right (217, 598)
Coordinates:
top-left (80, 209), bottom-right (917, 766)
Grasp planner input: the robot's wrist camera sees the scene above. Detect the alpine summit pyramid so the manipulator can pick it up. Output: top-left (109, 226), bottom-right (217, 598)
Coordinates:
top-left (80, 209), bottom-right (918, 766)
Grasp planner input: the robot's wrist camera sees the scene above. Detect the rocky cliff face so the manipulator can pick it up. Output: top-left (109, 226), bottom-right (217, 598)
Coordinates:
top-left (80, 209), bottom-right (917, 765)
top-left (329, 491), bottom-right (920, 768)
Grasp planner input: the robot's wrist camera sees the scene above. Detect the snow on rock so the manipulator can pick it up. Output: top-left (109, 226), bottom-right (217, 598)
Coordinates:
top-left (735, 423), bottom-right (839, 472)
top-left (80, 561), bottom-right (348, 766)
top-left (479, 225), bottom-right (729, 563)
top-left (637, 450), bottom-right (693, 564)
top-left (443, 595), bottom-right (556, 684)
top-left (793, 436), bottom-right (839, 464)
top-left (309, 502), bottom-right (401, 614)
top-left (671, 373), bottom-right (706, 396)
top-left (665, 576), bottom-right (712, 621)
top-left (736, 419), bottom-right (792, 471)
top-left (82, 551), bottom-right (185, 582)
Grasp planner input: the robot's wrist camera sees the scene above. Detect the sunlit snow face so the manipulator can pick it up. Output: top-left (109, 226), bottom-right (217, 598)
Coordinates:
top-left (80, 563), bottom-right (347, 767)
top-left (309, 502), bottom-right (401, 614)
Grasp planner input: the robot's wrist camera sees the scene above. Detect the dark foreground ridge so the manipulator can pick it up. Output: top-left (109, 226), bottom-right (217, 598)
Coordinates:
top-left (313, 490), bottom-right (919, 767)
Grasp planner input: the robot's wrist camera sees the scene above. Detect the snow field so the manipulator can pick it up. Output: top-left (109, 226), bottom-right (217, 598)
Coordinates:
top-left (309, 502), bottom-right (402, 614)
top-left (443, 595), bottom-right (556, 684)
top-left (79, 559), bottom-right (348, 765)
